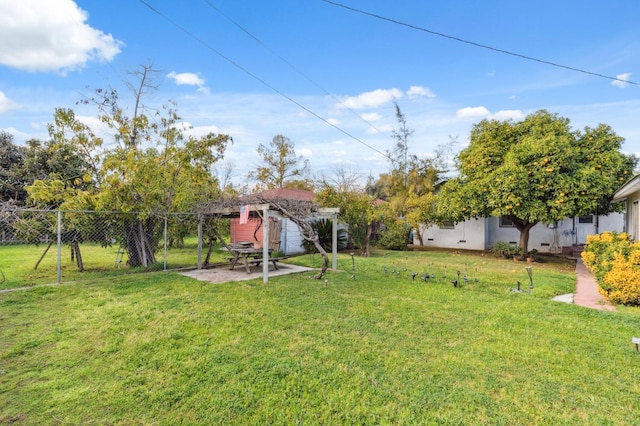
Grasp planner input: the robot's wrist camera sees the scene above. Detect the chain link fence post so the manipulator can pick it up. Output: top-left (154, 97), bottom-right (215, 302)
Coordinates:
top-left (57, 210), bottom-right (61, 284)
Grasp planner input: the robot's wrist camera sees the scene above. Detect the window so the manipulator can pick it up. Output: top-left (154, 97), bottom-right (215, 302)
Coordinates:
top-left (499, 216), bottom-right (515, 227)
top-left (578, 215), bottom-right (593, 224)
top-left (439, 220), bottom-right (455, 229)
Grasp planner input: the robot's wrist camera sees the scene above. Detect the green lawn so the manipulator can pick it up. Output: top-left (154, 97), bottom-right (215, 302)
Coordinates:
top-left (0, 238), bottom-right (223, 290)
top-left (1, 250), bottom-right (639, 424)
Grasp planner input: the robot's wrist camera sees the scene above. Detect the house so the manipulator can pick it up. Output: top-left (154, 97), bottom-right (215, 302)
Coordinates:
top-left (612, 174), bottom-right (640, 240)
top-left (230, 188), bottom-right (318, 255)
top-left (414, 213), bottom-right (625, 254)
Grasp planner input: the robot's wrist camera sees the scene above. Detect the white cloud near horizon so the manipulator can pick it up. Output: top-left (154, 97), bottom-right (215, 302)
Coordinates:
top-left (0, 91), bottom-right (20, 113)
top-left (611, 72), bottom-right (632, 88)
top-left (0, 0), bottom-right (122, 73)
top-left (456, 106), bottom-right (490, 119)
top-left (167, 72), bottom-right (206, 87)
top-left (339, 88), bottom-right (402, 109)
top-left (492, 110), bottom-right (525, 120)
top-left (406, 85), bottom-right (436, 99)
top-left (456, 106), bottom-right (524, 121)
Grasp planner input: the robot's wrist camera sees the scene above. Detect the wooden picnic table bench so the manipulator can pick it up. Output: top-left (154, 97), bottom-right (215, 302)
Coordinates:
top-left (229, 247), bottom-right (285, 273)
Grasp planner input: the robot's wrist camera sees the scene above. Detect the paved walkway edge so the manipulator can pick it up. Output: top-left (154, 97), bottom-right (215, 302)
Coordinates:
top-left (573, 258), bottom-right (615, 311)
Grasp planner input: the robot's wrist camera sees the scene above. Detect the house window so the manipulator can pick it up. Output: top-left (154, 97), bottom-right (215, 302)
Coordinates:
top-left (439, 220), bottom-right (455, 229)
top-left (499, 216), bottom-right (515, 228)
top-left (578, 215), bottom-right (593, 224)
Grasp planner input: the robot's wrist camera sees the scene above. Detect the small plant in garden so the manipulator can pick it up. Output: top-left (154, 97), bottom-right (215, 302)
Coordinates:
top-left (491, 241), bottom-right (517, 258)
top-left (581, 231), bottom-right (640, 305)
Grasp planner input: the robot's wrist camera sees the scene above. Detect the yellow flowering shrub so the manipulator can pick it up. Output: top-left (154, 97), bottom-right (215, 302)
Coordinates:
top-left (582, 231), bottom-right (640, 306)
top-left (602, 253), bottom-right (640, 305)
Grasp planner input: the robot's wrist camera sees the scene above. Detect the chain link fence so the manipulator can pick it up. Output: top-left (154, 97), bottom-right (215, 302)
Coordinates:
top-left (0, 209), bottom-right (209, 289)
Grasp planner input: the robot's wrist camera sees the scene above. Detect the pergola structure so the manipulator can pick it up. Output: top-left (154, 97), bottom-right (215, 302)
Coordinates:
top-left (196, 197), bottom-right (339, 283)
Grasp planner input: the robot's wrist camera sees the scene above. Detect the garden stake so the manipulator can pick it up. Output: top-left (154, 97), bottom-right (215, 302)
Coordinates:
top-left (350, 252), bottom-right (355, 269)
top-left (526, 266), bottom-right (533, 294)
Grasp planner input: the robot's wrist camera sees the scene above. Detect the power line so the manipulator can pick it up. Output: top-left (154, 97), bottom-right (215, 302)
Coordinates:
top-left (201, 0), bottom-right (395, 141)
top-left (321, 0), bottom-right (640, 87)
top-left (136, 0), bottom-right (393, 163)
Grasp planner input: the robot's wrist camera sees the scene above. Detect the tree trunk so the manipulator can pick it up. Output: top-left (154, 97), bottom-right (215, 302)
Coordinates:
top-left (203, 237), bottom-right (216, 267)
top-left (71, 240), bottom-right (84, 271)
top-left (34, 241), bottom-right (53, 270)
top-left (268, 200), bottom-right (329, 279)
top-left (513, 219), bottom-right (537, 254)
top-left (124, 217), bottom-right (157, 267)
top-left (362, 223), bottom-right (373, 257)
top-left (415, 226), bottom-right (424, 246)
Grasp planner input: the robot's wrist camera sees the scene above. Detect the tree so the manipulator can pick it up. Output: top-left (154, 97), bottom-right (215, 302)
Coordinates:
top-left (315, 186), bottom-right (381, 256)
top-left (438, 110), bottom-right (637, 253)
top-left (250, 134), bottom-right (310, 189)
top-left (0, 131), bottom-right (28, 203)
top-left (28, 64), bottom-right (231, 268)
top-left (388, 101), bottom-right (413, 194)
top-left (87, 67), bottom-right (230, 267)
top-left (373, 103), bottom-right (450, 245)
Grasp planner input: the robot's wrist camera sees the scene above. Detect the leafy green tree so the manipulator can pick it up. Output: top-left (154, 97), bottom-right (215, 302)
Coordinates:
top-left (438, 110), bottom-right (637, 253)
top-left (315, 186), bottom-right (381, 256)
top-left (372, 104), bottom-right (450, 245)
top-left (250, 134), bottom-right (310, 189)
top-left (28, 65), bottom-right (231, 268)
top-left (0, 131), bottom-right (28, 203)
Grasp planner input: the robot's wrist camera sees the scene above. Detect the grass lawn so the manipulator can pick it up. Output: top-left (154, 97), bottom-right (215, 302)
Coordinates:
top-left (0, 238), bottom-right (223, 290)
top-left (1, 250), bottom-right (640, 424)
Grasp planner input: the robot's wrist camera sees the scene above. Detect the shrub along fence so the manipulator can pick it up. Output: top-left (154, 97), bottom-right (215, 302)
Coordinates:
top-left (0, 209), bottom-right (209, 288)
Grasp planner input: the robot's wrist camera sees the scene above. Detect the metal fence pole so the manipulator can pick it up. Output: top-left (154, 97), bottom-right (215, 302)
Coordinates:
top-left (57, 210), bottom-right (62, 284)
top-left (197, 214), bottom-right (203, 269)
top-left (163, 216), bottom-right (168, 271)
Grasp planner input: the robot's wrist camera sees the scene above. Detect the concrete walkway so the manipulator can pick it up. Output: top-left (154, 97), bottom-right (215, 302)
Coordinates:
top-left (555, 258), bottom-right (615, 311)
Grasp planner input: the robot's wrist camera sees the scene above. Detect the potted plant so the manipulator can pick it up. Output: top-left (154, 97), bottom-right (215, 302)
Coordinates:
top-left (512, 247), bottom-right (525, 261)
top-left (526, 249), bottom-right (539, 263)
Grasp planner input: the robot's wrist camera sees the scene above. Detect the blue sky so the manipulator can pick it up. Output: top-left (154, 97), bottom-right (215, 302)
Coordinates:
top-left (1, 0), bottom-right (639, 185)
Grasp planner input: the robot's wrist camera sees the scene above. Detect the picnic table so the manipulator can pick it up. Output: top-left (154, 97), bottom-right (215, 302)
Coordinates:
top-left (229, 246), bottom-right (276, 273)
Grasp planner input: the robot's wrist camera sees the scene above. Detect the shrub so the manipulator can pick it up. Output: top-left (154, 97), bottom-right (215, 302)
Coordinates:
top-left (581, 231), bottom-right (640, 305)
top-left (301, 218), bottom-right (347, 253)
top-left (377, 219), bottom-right (411, 250)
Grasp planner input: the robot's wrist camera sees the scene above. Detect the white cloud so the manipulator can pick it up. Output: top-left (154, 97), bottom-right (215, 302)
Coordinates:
top-left (456, 106), bottom-right (490, 119)
top-left (366, 124), bottom-right (392, 135)
top-left (406, 85), bottom-right (436, 99)
top-left (185, 124), bottom-right (221, 138)
top-left (167, 72), bottom-right (205, 87)
top-left (339, 88), bottom-right (402, 109)
top-left (297, 147), bottom-right (313, 158)
top-left (0, 0), bottom-right (122, 73)
top-left (361, 112), bottom-right (381, 121)
top-left (611, 72), bottom-right (632, 88)
top-left (0, 91), bottom-right (20, 113)
top-left (492, 110), bottom-right (524, 120)
top-left (327, 118), bottom-right (341, 126)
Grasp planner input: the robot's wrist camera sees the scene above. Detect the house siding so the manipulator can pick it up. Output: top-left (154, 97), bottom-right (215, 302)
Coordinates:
top-left (416, 213), bottom-right (624, 253)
